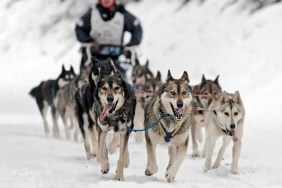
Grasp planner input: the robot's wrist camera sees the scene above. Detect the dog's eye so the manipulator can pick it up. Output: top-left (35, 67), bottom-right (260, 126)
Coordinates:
top-left (170, 91), bottom-right (176, 96)
top-left (182, 91), bottom-right (187, 95)
top-left (102, 87), bottom-right (107, 91)
top-left (224, 112), bottom-right (229, 116)
top-left (234, 112), bottom-right (238, 116)
top-left (114, 87), bottom-right (120, 91)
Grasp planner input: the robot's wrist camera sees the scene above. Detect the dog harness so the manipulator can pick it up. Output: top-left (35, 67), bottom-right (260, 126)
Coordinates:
top-left (157, 122), bottom-right (182, 142)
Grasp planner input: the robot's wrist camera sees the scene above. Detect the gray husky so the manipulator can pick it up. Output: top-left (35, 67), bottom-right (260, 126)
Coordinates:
top-left (204, 91), bottom-right (245, 174)
top-left (56, 68), bottom-right (89, 141)
top-left (29, 65), bottom-right (76, 138)
top-left (144, 70), bottom-right (193, 182)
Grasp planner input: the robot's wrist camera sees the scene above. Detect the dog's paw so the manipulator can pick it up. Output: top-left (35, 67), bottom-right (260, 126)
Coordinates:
top-left (145, 165), bottom-right (158, 176)
top-left (115, 173), bottom-right (124, 181)
top-left (212, 162), bottom-right (220, 169)
top-left (165, 168), bottom-right (176, 182)
top-left (91, 152), bottom-right (96, 158)
top-left (101, 163), bottom-right (110, 174)
top-left (192, 151), bottom-right (200, 158)
top-left (86, 153), bottom-right (93, 160)
top-left (230, 168), bottom-right (239, 174)
top-left (145, 169), bottom-right (154, 176)
top-left (204, 166), bottom-right (211, 173)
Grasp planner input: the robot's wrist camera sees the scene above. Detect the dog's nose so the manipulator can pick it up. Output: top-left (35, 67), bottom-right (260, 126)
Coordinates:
top-left (107, 96), bottom-right (114, 103)
top-left (230, 124), bottom-right (236, 129)
top-left (177, 101), bottom-right (183, 109)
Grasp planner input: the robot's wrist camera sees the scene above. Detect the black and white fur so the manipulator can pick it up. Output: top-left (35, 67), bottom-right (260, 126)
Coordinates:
top-left (29, 65), bottom-right (76, 138)
top-left (94, 67), bottom-right (136, 181)
top-left (75, 58), bottom-right (116, 159)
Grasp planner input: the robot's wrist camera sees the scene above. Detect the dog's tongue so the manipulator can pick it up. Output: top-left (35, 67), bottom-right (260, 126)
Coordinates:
top-left (230, 130), bottom-right (238, 142)
top-left (175, 105), bottom-right (188, 116)
top-left (99, 104), bottom-right (114, 122)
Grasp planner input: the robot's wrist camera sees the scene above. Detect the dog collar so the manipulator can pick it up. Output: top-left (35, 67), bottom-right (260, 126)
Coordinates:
top-left (158, 122), bottom-right (181, 142)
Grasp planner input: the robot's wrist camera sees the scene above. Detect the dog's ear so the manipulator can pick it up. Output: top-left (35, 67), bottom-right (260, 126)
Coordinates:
top-left (99, 66), bottom-right (108, 80)
top-left (155, 71), bottom-right (162, 81)
top-left (61, 64), bottom-right (66, 72)
top-left (91, 57), bottom-right (99, 65)
top-left (88, 71), bottom-right (96, 88)
top-left (107, 57), bottom-right (116, 74)
top-left (200, 74), bottom-right (206, 88)
top-left (158, 83), bottom-right (168, 97)
top-left (166, 70), bottom-right (174, 82)
top-left (114, 70), bottom-right (123, 80)
top-left (135, 55), bottom-right (140, 66)
top-left (180, 71), bottom-right (189, 83)
top-left (145, 59), bottom-right (149, 67)
top-left (201, 74), bottom-right (206, 83)
top-left (70, 65), bottom-right (75, 75)
top-left (233, 90), bottom-right (242, 105)
top-left (214, 75), bottom-right (219, 84)
top-left (220, 91), bottom-right (229, 104)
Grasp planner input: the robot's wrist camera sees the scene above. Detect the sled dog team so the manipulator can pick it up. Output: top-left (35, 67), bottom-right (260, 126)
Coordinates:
top-left (29, 57), bottom-right (245, 182)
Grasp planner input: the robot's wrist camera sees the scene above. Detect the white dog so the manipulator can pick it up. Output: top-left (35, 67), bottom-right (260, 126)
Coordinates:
top-left (204, 91), bottom-right (245, 174)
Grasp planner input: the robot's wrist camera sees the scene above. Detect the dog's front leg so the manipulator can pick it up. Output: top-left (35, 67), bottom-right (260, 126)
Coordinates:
top-left (145, 132), bottom-right (158, 176)
top-left (204, 135), bottom-right (216, 172)
top-left (212, 136), bottom-right (232, 169)
top-left (97, 130), bottom-right (109, 174)
top-left (231, 139), bottom-right (242, 174)
top-left (191, 119), bottom-right (200, 157)
top-left (109, 132), bottom-right (120, 154)
top-left (165, 138), bottom-right (188, 182)
top-left (115, 131), bottom-right (129, 181)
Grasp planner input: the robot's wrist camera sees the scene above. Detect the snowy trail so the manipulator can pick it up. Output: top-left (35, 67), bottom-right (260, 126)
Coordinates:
top-left (1, 122), bottom-right (281, 188)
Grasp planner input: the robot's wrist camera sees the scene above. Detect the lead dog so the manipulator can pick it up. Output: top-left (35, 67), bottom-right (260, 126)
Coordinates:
top-left (94, 67), bottom-right (136, 181)
top-left (204, 91), bottom-right (245, 174)
top-left (144, 70), bottom-right (193, 182)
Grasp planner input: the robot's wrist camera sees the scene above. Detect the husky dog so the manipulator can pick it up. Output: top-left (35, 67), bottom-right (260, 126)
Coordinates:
top-left (94, 68), bottom-right (136, 181)
top-left (132, 59), bottom-right (154, 86)
top-left (144, 70), bottom-right (193, 182)
top-left (204, 91), bottom-right (245, 174)
top-left (191, 75), bottom-right (222, 157)
top-left (56, 67), bottom-right (90, 141)
top-left (29, 65), bottom-right (76, 138)
top-left (132, 59), bottom-right (155, 143)
top-left (75, 58), bottom-right (116, 159)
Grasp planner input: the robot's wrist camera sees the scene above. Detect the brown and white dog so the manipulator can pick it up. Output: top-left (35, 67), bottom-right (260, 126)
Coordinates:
top-left (144, 70), bottom-right (193, 182)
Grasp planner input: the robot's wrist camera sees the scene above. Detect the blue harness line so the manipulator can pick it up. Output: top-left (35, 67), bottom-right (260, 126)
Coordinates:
top-left (126, 118), bottom-right (161, 132)
top-left (126, 111), bottom-right (171, 132)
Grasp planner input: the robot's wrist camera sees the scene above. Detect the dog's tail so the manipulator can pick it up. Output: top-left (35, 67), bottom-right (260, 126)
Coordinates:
top-left (29, 85), bottom-right (40, 98)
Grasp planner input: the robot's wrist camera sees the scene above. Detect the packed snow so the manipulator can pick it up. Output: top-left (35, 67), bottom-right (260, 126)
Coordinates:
top-left (0, 0), bottom-right (282, 187)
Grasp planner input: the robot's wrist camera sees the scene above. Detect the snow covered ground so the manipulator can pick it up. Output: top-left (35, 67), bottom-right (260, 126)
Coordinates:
top-left (1, 0), bottom-right (282, 187)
